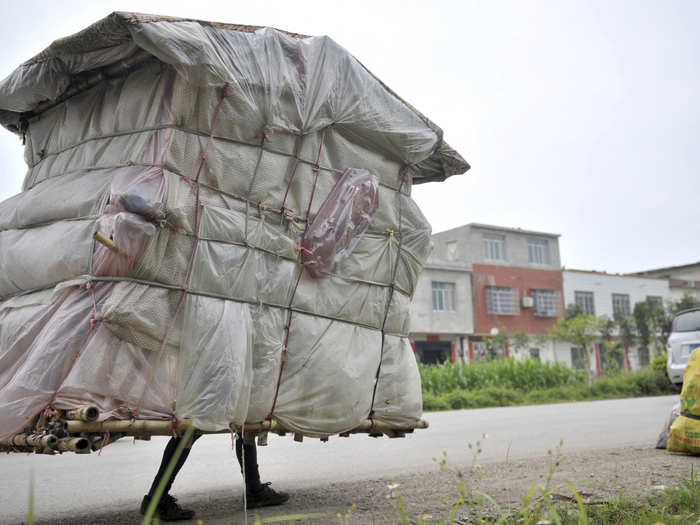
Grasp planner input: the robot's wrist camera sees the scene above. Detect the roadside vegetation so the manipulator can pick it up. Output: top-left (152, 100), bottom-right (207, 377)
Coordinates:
top-left (420, 356), bottom-right (676, 412)
top-left (377, 440), bottom-right (700, 525)
top-left (420, 293), bottom-right (700, 412)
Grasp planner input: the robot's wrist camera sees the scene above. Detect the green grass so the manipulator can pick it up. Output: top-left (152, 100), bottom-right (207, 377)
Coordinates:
top-left (420, 359), bottom-right (678, 412)
top-left (420, 359), bottom-right (585, 395)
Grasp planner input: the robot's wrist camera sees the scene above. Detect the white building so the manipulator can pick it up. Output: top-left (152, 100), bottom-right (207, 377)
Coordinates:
top-left (631, 261), bottom-right (700, 302)
top-left (562, 270), bottom-right (670, 372)
top-left (409, 257), bottom-right (474, 364)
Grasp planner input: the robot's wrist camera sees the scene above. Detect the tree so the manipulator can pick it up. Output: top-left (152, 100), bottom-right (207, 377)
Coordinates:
top-left (565, 303), bottom-right (584, 320)
top-left (611, 315), bottom-right (635, 374)
top-left (484, 330), bottom-right (509, 360)
top-left (650, 294), bottom-right (700, 356)
top-left (510, 331), bottom-right (530, 357)
top-left (597, 315), bottom-right (615, 340)
top-left (550, 313), bottom-right (598, 385)
top-left (632, 300), bottom-right (652, 352)
top-left (673, 293), bottom-right (700, 313)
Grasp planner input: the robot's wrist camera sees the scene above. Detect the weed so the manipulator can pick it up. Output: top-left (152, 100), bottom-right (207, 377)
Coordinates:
top-left (421, 362), bottom-right (677, 412)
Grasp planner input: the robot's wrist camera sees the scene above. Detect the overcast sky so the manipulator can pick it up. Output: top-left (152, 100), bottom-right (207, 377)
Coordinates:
top-left (0, 1), bottom-right (698, 274)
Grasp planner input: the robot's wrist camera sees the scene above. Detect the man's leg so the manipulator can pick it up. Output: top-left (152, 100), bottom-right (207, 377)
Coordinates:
top-left (235, 436), bottom-right (289, 508)
top-left (235, 437), bottom-right (262, 492)
top-left (141, 433), bottom-right (201, 521)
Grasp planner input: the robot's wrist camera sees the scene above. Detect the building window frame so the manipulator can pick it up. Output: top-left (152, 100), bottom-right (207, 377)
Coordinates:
top-left (646, 295), bottom-right (663, 309)
top-left (612, 293), bottom-right (631, 317)
top-left (432, 281), bottom-right (456, 312)
top-left (486, 286), bottom-right (519, 315)
top-left (528, 237), bottom-right (550, 265)
top-left (483, 233), bottom-right (506, 261)
top-left (574, 290), bottom-right (595, 316)
top-left (532, 289), bottom-right (560, 317)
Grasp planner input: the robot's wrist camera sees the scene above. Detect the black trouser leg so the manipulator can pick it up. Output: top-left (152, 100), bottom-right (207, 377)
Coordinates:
top-left (235, 437), bottom-right (262, 492)
top-left (148, 433), bottom-right (201, 497)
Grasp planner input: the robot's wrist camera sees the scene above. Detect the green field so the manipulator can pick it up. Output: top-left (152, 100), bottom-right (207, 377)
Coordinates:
top-left (420, 357), bottom-right (677, 412)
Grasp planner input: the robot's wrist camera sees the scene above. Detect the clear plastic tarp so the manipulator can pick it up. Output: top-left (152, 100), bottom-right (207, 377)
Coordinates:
top-left (0, 12), bottom-right (469, 440)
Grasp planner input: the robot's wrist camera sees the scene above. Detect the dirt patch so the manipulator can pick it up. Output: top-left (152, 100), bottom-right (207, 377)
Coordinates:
top-left (29, 446), bottom-right (700, 524)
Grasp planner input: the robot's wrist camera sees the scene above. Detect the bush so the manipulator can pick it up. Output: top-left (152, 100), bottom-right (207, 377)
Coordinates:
top-left (418, 358), bottom-right (585, 396)
top-left (422, 392), bottom-right (451, 412)
top-left (422, 366), bottom-right (678, 412)
top-left (651, 353), bottom-right (667, 373)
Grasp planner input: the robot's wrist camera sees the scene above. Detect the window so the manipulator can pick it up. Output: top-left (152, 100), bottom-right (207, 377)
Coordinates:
top-left (483, 233), bottom-right (505, 261)
top-left (432, 282), bottom-right (456, 312)
top-left (612, 293), bottom-right (631, 317)
top-left (574, 291), bottom-right (595, 315)
top-left (486, 286), bottom-right (518, 315)
top-left (646, 296), bottom-right (663, 309)
top-left (571, 347), bottom-right (586, 370)
top-left (528, 238), bottom-right (550, 265)
top-left (529, 348), bottom-right (541, 360)
top-left (472, 341), bottom-right (487, 362)
top-left (446, 241), bottom-right (457, 261)
top-left (673, 310), bottom-right (700, 332)
top-left (532, 289), bottom-right (560, 317)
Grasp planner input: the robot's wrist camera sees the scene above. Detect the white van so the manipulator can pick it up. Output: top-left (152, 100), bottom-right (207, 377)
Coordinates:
top-left (667, 308), bottom-right (700, 385)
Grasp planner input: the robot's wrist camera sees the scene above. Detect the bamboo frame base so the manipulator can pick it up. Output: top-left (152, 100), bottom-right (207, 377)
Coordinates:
top-left (0, 417), bottom-right (428, 455)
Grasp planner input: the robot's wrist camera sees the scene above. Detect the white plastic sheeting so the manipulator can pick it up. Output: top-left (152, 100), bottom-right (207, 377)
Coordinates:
top-left (0, 13), bottom-right (469, 440)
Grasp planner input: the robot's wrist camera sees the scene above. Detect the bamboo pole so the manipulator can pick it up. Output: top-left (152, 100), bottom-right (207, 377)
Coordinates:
top-left (64, 417), bottom-right (428, 438)
top-left (56, 437), bottom-right (90, 454)
top-left (65, 406), bottom-right (99, 422)
top-left (93, 231), bottom-right (119, 251)
top-left (2, 418), bottom-right (428, 454)
top-left (31, 50), bottom-right (154, 116)
top-left (0, 433), bottom-right (58, 450)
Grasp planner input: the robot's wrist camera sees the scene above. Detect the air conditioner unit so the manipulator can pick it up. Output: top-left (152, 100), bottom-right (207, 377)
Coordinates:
top-left (522, 296), bottom-right (534, 308)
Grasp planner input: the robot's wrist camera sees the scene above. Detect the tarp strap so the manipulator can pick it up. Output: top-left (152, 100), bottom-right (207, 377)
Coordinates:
top-left (369, 165), bottom-right (411, 415)
top-left (266, 126), bottom-right (328, 421)
top-left (135, 84), bottom-right (231, 417)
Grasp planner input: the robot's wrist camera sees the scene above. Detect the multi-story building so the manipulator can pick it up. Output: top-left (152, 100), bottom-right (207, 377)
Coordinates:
top-left (418, 223), bottom-right (564, 363)
top-left (409, 252), bottom-right (473, 364)
top-left (562, 270), bottom-right (670, 373)
top-left (409, 222), bottom-right (688, 372)
top-left (630, 261), bottom-right (700, 302)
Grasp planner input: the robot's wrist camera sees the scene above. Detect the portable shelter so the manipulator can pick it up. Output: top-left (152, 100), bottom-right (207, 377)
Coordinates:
top-left (0, 12), bottom-right (469, 453)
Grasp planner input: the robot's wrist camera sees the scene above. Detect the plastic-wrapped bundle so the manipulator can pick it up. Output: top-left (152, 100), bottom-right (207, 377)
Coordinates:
top-left (0, 12), bottom-right (469, 440)
top-left (302, 168), bottom-right (379, 278)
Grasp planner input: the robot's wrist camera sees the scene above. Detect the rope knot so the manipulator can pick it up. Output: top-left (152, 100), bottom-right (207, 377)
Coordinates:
top-left (168, 416), bottom-right (179, 439)
top-left (295, 243), bottom-right (313, 257)
top-left (255, 129), bottom-right (270, 147)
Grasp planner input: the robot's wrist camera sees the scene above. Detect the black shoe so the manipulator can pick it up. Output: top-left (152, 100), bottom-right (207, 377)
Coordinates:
top-left (246, 482), bottom-right (289, 509)
top-left (140, 493), bottom-right (195, 521)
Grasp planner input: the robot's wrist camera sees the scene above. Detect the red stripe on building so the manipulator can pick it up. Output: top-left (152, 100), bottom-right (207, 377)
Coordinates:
top-left (451, 342), bottom-right (456, 364)
top-left (468, 340), bottom-right (474, 363)
top-left (410, 341), bottom-right (416, 355)
top-left (504, 343), bottom-right (510, 359)
top-left (426, 334), bottom-right (440, 342)
top-left (594, 343), bottom-right (601, 377)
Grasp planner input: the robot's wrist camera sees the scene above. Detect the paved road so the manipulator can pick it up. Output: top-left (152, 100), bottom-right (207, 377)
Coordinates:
top-left (0, 395), bottom-right (677, 523)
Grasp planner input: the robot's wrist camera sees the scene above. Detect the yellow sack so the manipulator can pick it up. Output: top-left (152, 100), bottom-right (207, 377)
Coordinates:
top-left (667, 348), bottom-right (700, 453)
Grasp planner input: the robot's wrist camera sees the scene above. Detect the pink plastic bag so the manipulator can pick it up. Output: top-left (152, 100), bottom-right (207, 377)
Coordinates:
top-left (302, 168), bottom-right (379, 278)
